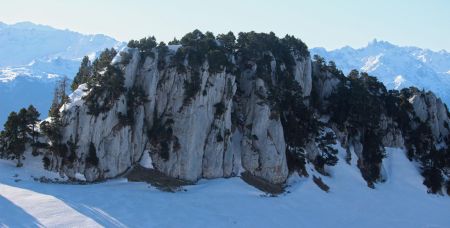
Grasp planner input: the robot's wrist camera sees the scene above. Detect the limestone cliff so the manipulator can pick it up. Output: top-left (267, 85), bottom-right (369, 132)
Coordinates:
top-left (41, 32), bottom-right (450, 193)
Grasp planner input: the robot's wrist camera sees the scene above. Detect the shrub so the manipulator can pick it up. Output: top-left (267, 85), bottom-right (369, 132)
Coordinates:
top-left (447, 181), bottom-right (450, 196)
top-left (128, 36), bottom-right (157, 61)
top-left (422, 166), bottom-right (443, 193)
top-left (214, 102), bottom-right (226, 117)
top-left (157, 42), bottom-right (169, 71)
top-left (183, 72), bottom-right (201, 104)
top-left (42, 157), bottom-right (51, 170)
top-left (216, 132), bottom-right (224, 142)
top-left (85, 65), bottom-right (125, 115)
top-left (71, 56), bottom-right (92, 91)
top-left (216, 31), bottom-right (236, 52)
top-left (86, 142), bottom-right (99, 167)
top-left (360, 129), bottom-right (386, 184)
top-left (147, 111), bottom-right (174, 161)
top-left (207, 50), bottom-right (229, 74)
top-left (120, 86), bottom-right (149, 126)
top-left (120, 51), bottom-right (132, 65)
top-left (315, 132), bottom-right (339, 173)
top-left (168, 38), bottom-right (180, 45)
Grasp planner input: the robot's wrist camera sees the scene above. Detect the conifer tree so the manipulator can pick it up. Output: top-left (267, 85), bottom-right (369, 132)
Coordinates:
top-left (2, 111), bottom-right (28, 167)
top-left (71, 56), bottom-right (92, 91)
top-left (26, 105), bottom-right (40, 155)
top-left (315, 132), bottom-right (339, 173)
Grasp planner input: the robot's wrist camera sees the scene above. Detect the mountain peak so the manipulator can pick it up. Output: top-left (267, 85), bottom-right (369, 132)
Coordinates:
top-left (310, 40), bottom-right (450, 106)
top-left (8, 21), bottom-right (55, 31)
top-left (367, 39), bottom-right (396, 49)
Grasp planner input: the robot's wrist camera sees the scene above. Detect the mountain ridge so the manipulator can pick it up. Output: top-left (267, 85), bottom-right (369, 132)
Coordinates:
top-left (0, 21), bottom-right (124, 127)
top-left (311, 40), bottom-right (450, 105)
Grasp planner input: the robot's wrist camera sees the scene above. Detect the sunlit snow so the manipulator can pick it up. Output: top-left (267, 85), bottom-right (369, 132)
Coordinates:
top-left (1, 147), bottom-right (449, 227)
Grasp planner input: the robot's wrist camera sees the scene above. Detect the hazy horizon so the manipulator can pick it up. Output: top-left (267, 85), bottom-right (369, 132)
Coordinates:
top-left (0, 0), bottom-right (449, 52)
top-left (1, 20), bottom-right (448, 53)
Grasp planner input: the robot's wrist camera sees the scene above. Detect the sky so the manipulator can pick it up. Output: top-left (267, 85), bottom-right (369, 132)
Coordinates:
top-left (0, 0), bottom-right (449, 51)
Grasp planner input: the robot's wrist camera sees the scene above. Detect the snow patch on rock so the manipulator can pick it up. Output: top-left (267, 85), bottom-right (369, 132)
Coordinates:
top-left (139, 150), bottom-right (153, 169)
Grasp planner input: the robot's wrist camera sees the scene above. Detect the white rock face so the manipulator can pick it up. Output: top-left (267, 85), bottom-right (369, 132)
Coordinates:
top-left (409, 92), bottom-right (450, 141)
top-left (143, 59), bottom-right (239, 182)
top-left (59, 50), bottom-right (145, 181)
top-left (379, 114), bottom-right (404, 148)
top-left (294, 56), bottom-right (313, 97)
top-left (311, 62), bottom-right (340, 103)
top-left (53, 48), bottom-right (312, 184)
top-left (239, 75), bottom-right (288, 184)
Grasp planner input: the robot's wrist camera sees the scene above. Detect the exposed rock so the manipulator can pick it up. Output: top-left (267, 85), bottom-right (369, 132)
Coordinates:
top-left (380, 114), bottom-right (404, 148)
top-left (294, 56), bottom-right (313, 97)
top-left (59, 49), bottom-right (147, 181)
top-left (239, 73), bottom-right (288, 184)
top-left (409, 92), bottom-right (450, 141)
top-left (41, 32), bottom-right (449, 192)
top-left (53, 40), bottom-right (312, 185)
top-left (311, 62), bottom-right (341, 103)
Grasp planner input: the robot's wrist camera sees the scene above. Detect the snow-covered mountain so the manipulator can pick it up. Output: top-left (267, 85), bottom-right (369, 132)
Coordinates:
top-left (0, 21), bottom-right (121, 67)
top-left (0, 21), bottom-right (124, 126)
top-left (311, 39), bottom-right (450, 105)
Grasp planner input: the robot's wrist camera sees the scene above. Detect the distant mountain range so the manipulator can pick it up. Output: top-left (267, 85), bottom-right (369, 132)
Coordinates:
top-left (1, 22), bottom-right (449, 126)
top-left (311, 40), bottom-right (450, 105)
top-left (0, 21), bottom-right (123, 126)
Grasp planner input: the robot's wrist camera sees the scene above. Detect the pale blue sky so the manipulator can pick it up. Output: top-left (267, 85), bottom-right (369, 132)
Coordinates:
top-left (0, 0), bottom-right (448, 51)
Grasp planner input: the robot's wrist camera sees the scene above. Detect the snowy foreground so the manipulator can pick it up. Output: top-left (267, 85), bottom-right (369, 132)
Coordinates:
top-left (1, 147), bottom-right (450, 228)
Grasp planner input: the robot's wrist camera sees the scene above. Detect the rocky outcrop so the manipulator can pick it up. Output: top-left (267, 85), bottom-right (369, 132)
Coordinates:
top-left (59, 50), bottom-right (146, 181)
top-left (141, 57), bottom-right (239, 182)
top-left (311, 62), bottom-right (341, 103)
top-left (409, 92), bottom-right (450, 142)
top-left (53, 39), bottom-right (312, 184)
top-left (238, 68), bottom-right (288, 184)
top-left (294, 56), bottom-right (313, 97)
top-left (379, 114), bottom-right (404, 148)
top-left (43, 32), bottom-right (449, 192)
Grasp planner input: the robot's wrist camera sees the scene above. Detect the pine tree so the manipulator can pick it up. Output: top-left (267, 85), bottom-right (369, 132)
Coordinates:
top-left (217, 32), bottom-right (236, 52)
top-left (49, 77), bottom-right (69, 117)
top-left (40, 117), bottom-right (63, 170)
top-left (315, 132), bottom-right (339, 173)
top-left (71, 56), bottom-right (92, 91)
top-left (0, 131), bottom-right (7, 158)
top-left (0, 105), bottom-right (41, 165)
top-left (40, 78), bottom-right (69, 170)
top-left (59, 76), bottom-right (69, 105)
top-left (26, 105), bottom-right (40, 155)
top-left (168, 37), bottom-right (180, 45)
top-left (2, 111), bottom-right (28, 167)
top-left (49, 86), bottom-right (61, 118)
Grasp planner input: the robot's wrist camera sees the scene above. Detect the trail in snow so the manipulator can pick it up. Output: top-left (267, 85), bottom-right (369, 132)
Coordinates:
top-left (0, 183), bottom-right (101, 227)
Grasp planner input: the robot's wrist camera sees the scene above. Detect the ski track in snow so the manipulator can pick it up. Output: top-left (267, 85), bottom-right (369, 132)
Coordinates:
top-left (0, 183), bottom-right (101, 227)
top-left (0, 147), bottom-right (450, 227)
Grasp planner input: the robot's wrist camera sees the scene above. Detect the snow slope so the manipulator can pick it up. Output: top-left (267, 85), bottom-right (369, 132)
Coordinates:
top-left (311, 40), bottom-right (450, 105)
top-left (0, 21), bottom-right (124, 128)
top-left (1, 147), bottom-right (449, 227)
